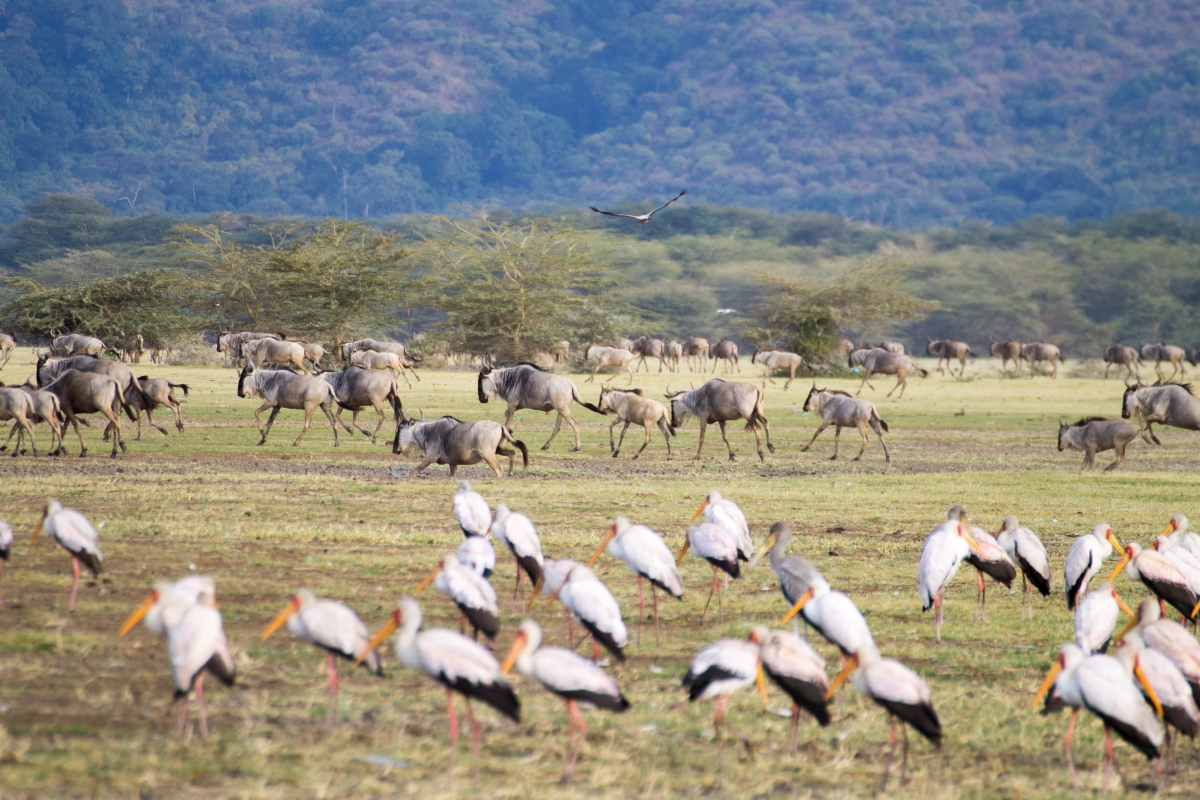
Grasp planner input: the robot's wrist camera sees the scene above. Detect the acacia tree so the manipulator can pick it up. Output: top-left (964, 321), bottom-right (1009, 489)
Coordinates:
top-left (172, 224), bottom-right (284, 332)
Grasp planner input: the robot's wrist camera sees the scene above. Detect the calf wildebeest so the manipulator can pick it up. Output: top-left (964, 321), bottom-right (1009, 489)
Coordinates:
top-left (750, 348), bottom-right (804, 389)
top-left (0, 332), bottom-right (15, 370)
top-left (1057, 417), bottom-right (1149, 471)
top-left (0, 381), bottom-right (62, 455)
top-left (710, 339), bottom-right (740, 373)
top-left (584, 345), bottom-right (636, 383)
top-left (852, 348), bottom-right (927, 398)
top-left (665, 379), bottom-right (773, 461)
top-left (321, 366), bottom-right (402, 444)
top-left (350, 349), bottom-right (411, 387)
top-left (926, 339), bottom-right (975, 377)
top-left (881, 340), bottom-right (905, 355)
top-left (597, 386), bottom-right (674, 459)
top-left (801, 383), bottom-right (890, 463)
top-left (1122, 379), bottom-right (1200, 443)
top-left (40, 369), bottom-right (125, 457)
top-left (50, 333), bottom-right (108, 358)
top-left (478, 360), bottom-right (602, 451)
top-left (989, 340), bottom-right (1022, 373)
top-left (682, 336), bottom-right (710, 372)
top-left (147, 342), bottom-right (171, 364)
top-left (392, 413), bottom-right (528, 478)
top-left (36, 354), bottom-right (159, 439)
top-left (237, 367), bottom-right (341, 447)
top-left (1020, 342), bottom-right (1062, 378)
top-left (1140, 342), bottom-right (1187, 380)
top-left (1103, 344), bottom-right (1141, 379)
top-left (133, 376), bottom-right (189, 433)
top-left (0, 386), bottom-right (39, 457)
top-left (665, 340), bottom-right (683, 372)
top-left (631, 336), bottom-right (667, 372)
top-left (552, 340), bottom-right (571, 365)
top-left (238, 337), bottom-right (310, 375)
top-left (340, 338), bottom-right (420, 383)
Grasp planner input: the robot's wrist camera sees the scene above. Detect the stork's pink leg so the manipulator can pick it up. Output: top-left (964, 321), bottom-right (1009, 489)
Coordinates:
top-left (446, 689), bottom-right (459, 779)
top-left (564, 608), bottom-right (575, 643)
top-left (592, 637), bottom-right (600, 664)
top-left (175, 695), bottom-right (190, 737)
top-left (700, 566), bottom-right (718, 623)
top-left (196, 674), bottom-right (209, 740)
top-left (1102, 723), bottom-right (1114, 794)
top-left (713, 695), bottom-right (727, 770)
top-left (465, 698), bottom-right (482, 787)
top-left (636, 575), bottom-right (644, 647)
top-left (325, 650), bottom-right (340, 729)
top-left (1065, 708), bottom-right (1080, 790)
top-left (880, 714), bottom-right (898, 791)
top-left (651, 584), bottom-right (660, 646)
top-left (68, 555), bottom-right (81, 612)
top-left (974, 571), bottom-right (985, 622)
top-left (561, 700), bottom-right (577, 783)
top-left (787, 702), bottom-right (800, 751)
top-left (934, 587), bottom-right (944, 643)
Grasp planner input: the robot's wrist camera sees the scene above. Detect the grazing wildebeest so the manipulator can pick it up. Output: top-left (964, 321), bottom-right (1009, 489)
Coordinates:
top-left (881, 340), bottom-right (905, 355)
top-left (0, 386), bottom-right (38, 457)
top-left (664, 379), bottom-right (773, 461)
top-left (1122, 379), bottom-right (1200, 443)
top-left (750, 348), bottom-right (804, 389)
top-left (710, 339), bottom-right (740, 373)
top-left (1020, 342), bottom-right (1062, 378)
top-left (237, 367), bottom-right (340, 447)
top-left (583, 345), bottom-right (636, 384)
top-left (552, 340), bottom-right (571, 366)
top-left (50, 333), bottom-right (107, 358)
top-left (40, 369), bottom-right (125, 457)
top-left (0, 332), bottom-right (15, 370)
top-left (238, 338), bottom-right (310, 374)
top-left (1140, 342), bottom-right (1187, 380)
top-left (1188, 349), bottom-right (1200, 368)
top-left (631, 336), bottom-right (667, 372)
top-left (989, 340), bottom-right (1022, 373)
top-left (1103, 344), bottom-right (1141, 380)
top-left (665, 340), bottom-right (683, 372)
top-left (340, 338), bottom-right (420, 383)
top-left (36, 354), bottom-right (158, 439)
top-left (682, 337), bottom-right (710, 372)
top-left (350, 349), bottom-right (411, 387)
top-left (597, 386), bottom-right (674, 459)
top-left (392, 413), bottom-right (528, 478)
top-left (321, 366), bottom-right (402, 444)
top-left (133, 376), bottom-right (190, 433)
top-left (852, 349), bottom-right (927, 398)
top-left (477, 360), bottom-right (603, 451)
top-left (0, 381), bottom-right (62, 455)
top-left (801, 383), bottom-right (890, 463)
top-left (216, 331), bottom-right (280, 366)
top-left (926, 339), bottom-right (975, 377)
top-left (1057, 417), bottom-right (1148, 471)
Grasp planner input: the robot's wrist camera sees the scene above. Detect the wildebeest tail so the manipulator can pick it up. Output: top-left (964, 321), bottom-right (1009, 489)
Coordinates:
top-left (573, 385), bottom-right (603, 414)
top-left (503, 426), bottom-right (530, 469)
top-left (171, 383), bottom-right (190, 396)
top-left (387, 387), bottom-right (402, 423)
top-left (744, 387), bottom-right (766, 432)
top-left (871, 407), bottom-right (889, 433)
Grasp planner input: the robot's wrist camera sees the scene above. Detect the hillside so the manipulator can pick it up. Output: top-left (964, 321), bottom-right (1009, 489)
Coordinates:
top-left (2, 0), bottom-right (1199, 225)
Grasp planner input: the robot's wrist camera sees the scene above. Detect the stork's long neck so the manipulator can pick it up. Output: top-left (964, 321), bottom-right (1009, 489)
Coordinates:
top-left (396, 614), bottom-right (422, 670)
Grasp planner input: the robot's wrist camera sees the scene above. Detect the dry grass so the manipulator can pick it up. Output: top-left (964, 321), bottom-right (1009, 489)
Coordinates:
top-left (0, 349), bottom-right (1197, 798)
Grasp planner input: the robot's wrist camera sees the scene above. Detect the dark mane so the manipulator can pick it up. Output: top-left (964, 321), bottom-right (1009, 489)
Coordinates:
top-left (822, 389), bottom-right (853, 397)
top-left (1152, 379), bottom-right (1195, 395)
top-left (511, 362), bottom-right (548, 372)
top-left (1070, 416), bottom-right (1108, 427)
top-left (628, 388), bottom-right (644, 396)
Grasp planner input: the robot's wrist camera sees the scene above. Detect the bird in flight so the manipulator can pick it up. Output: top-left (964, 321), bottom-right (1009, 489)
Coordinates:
top-left (591, 190), bottom-right (686, 224)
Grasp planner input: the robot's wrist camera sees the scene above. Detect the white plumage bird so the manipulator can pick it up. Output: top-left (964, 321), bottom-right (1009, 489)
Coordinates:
top-left (996, 515), bottom-right (1052, 618)
top-left (750, 626), bottom-right (830, 751)
top-left (588, 516), bottom-right (683, 645)
top-left (780, 570), bottom-right (874, 657)
top-left (678, 521), bottom-right (740, 622)
top-left (1117, 628), bottom-right (1199, 771)
top-left (167, 592), bottom-right (235, 740)
top-left (416, 554), bottom-right (500, 640)
top-left (1119, 598), bottom-right (1200, 707)
top-left (1063, 522), bottom-right (1122, 610)
top-left (917, 505), bottom-right (985, 642)
top-left (682, 636), bottom-right (768, 768)
top-left (0, 519), bottom-right (12, 606)
top-left (119, 575), bottom-right (217, 637)
top-left (1073, 583), bottom-right (1135, 655)
top-left (458, 535), bottom-right (496, 579)
top-left (549, 564), bottom-right (627, 663)
top-left (453, 480), bottom-right (492, 537)
top-left (1110, 541), bottom-right (1200, 620)
top-left (31, 498), bottom-right (103, 612)
top-left (491, 504), bottom-right (544, 603)
top-left (1161, 513), bottom-right (1200, 560)
top-left (964, 525), bottom-right (1016, 622)
top-left (690, 490), bottom-right (752, 561)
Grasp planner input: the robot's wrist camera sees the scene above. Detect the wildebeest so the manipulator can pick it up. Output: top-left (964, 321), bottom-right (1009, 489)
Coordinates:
top-left (1020, 342), bottom-right (1062, 378)
top-left (829, 337), bottom-right (855, 362)
top-left (751, 348), bottom-right (804, 389)
top-left (552, 340), bottom-right (571, 366)
top-left (50, 333), bottom-right (107, 358)
top-left (665, 340), bottom-right (683, 372)
top-left (682, 337), bottom-right (710, 372)
top-left (1140, 342), bottom-right (1187, 380)
top-left (615, 337), bottom-right (635, 352)
top-left (321, 366), bottom-right (402, 444)
top-left (1057, 417), bottom-right (1148, 471)
top-left (237, 367), bottom-right (340, 447)
top-left (1103, 344), bottom-right (1141, 380)
top-left (392, 413), bottom-right (528, 478)
top-left (851, 349), bottom-right (927, 398)
top-left (36, 354), bottom-right (158, 439)
top-left (0, 381), bottom-right (62, 455)
top-left (801, 383), bottom-right (890, 463)
top-left (881, 340), bottom-right (905, 355)
top-left (0, 332), bottom-right (15, 370)
top-left (40, 369), bottom-right (126, 457)
top-left (350, 349), bottom-right (411, 387)
top-left (597, 386), bottom-right (674, 459)
top-left (989, 340), bottom-right (1022, 373)
top-left (216, 331), bottom-right (280, 366)
top-left (238, 338), bottom-right (310, 375)
top-left (926, 339), bottom-right (974, 377)
top-left (295, 340), bottom-right (327, 371)
top-left (477, 360), bottom-right (603, 451)
top-left (133, 376), bottom-right (190, 433)
top-left (1122, 379), bottom-right (1200, 443)
top-left (584, 345), bottom-right (636, 384)
top-left (848, 346), bottom-right (877, 369)
top-left (0, 386), bottom-right (39, 457)
top-left (710, 339), bottom-right (740, 373)
top-left (631, 336), bottom-right (667, 372)
top-left (340, 338), bottom-right (420, 383)
top-left (664, 379), bottom-right (773, 461)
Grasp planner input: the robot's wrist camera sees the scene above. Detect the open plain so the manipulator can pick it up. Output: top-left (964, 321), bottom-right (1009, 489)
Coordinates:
top-left (1, 348), bottom-right (1198, 798)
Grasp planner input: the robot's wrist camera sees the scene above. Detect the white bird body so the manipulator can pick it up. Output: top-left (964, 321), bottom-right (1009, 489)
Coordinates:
top-left (1121, 542), bottom-right (1200, 619)
top-left (851, 647), bottom-right (938, 736)
top-left (557, 564), bottom-right (628, 661)
top-left (605, 518), bottom-right (683, 596)
top-left (996, 516), bottom-right (1052, 601)
top-left (34, 499), bottom-right (103, 611)
top-left (1064, 523), bottom-right (1120, 609)
top-left (918, 520), bottom-right (970, 609)
top-left (1162, 514), bottom-right (1200, 560)
top-left (0, 519), bottom-right (12, 559)
top-left (1118, 630), bottom-right (1199, 739)
top-left (1073, 584), bottom-right (1122, 655)
top-left (168, 597), bottom-right (235, 695)
top-left (453, 480), bottom-right (492, 537)
top-left (751, 626), bottom-right (830, 738)
top-left (458, 535), bottom-right (496, 578)
top-left (541, 558), bottom-right (580, 598)
top-left (147, 576), bottom-right (217, 637)
top-left (425, 554), bottom-right (500, 639)
top-left (1076, 654), bottom-right (1163, 755)
top-left (799, 577), bottom-right (874, 656)
top-left (1130, 600), bottom-right (1200, 702)
top-left (286, 592), bottom-right (375, 660)
top-left (506, 620), bottom-right (627, 708)
top-left (696, 491), bottom-right (752, 561)
top-left (684, 639), bottom-right (761, 702)
top-left (1155, 536), bottom-right (1200, 593)
top-left (492, 504), bottom-right (544, 590)
top-left (686, 522), bottom-right (741, 576)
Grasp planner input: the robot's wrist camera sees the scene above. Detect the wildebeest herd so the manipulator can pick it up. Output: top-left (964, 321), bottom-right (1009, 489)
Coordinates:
top-left (1, 328), bottom-right (1200, 474)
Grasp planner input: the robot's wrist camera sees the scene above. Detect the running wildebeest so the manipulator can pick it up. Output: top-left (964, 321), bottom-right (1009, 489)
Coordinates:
top-left (216, 331), bottom-right (280, 367)
top-left (583, 345), bottom-right (636, 384)
top-left (801, 383), bottom-right (890, 463)
top-left (477, 360), bottom-right (603, 451)
top-left (710, 339), bottom-right (740, 373)
top-left (631, 336), bottom-right (667, 373)
top-left (989, 340), bottom-right (1022, 373)
top-left (851, 349), bottom-right (927, 398)
top-left (1020, 342), bottom-right (1062, 378)
top-left (320, 366), bottom-right (402, 444)
top-left (0, 386), bottom-right (38, 457)
top-left (682, 337), bottom-right (710, 372)
top-left (238, 338), bottom-right (310, 375)
top-left (350, 349), bottom-right (411, 387)
top-left (926, 339), bottom-right (974, 377)
top-left (340, 338), bottom-right (420, 383)
top-left (0, 381), bottom-right (62, 456)
top-left (0, 332), bottom-right (15, 370)
top-left (751, 348), bottom-right (804, 389)
top-left (237, 367), bottom-right (341, 447)
top-left (132, 376), bottom-right (190, 433)
top-left (1140, 342), bottom-right (1187, 380)
top-left (665, 340), bottom-right (683, 372)
top-left (40, 369), bottom-right (125, 457)
top-left (1103, 344), bottom-right (1141, 380)
top-left (1122, 378), bottom-right (1200, 444)
top-left (552, 340), bottom-right (571, 366)
top-left (1057, 417), bottom-right (1149, 471)
top-left (881, 340), bottom-right (905, 355)
top-left (597, 386), bottom-right (674, 460)
top-left (36, 354), bottom-right (158, 439)
top-left (828, 337), bottom-right (855, 362)
top-left (50, 333), bottom-right (108, 358)
top-left (848, 346), bottom-right (877, 369)
top-left (392, 412), bottom-right (528, 478)
top-left (664, 379), bottom-right (773, 461)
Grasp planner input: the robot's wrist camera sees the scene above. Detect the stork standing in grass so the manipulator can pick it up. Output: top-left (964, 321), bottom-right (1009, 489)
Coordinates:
top-left (750, 626), bottom-right (830, 751)
top-left (588, 517), bottom-right (682, 646)
top-left (677, 521), bottom-right (740, 622)
top-left (1118, 598), bottom-right (1200, 707)
top-left (1073, 583), bottom-right (1136, 655)
top-left (996, 515), bottom-right (1052, 619)
top-left (492, 504), bottom-right (544, 608)
top-left (682, 636), bottom-right (768, 769)
top-left (31, 499), bottom-right (102, 612)
top-left (548, 564), bottom-right (627, 663)
top-left (415, 554), bottom-right (500, 641)
top-left (119, 575), bottom-right (217, 637)
top-left (168, 592), bottom-right (235, 740)
top-left (964, 524), bottom-right (1016, 622)
top-left (1064, 523), bottom-right (1123, 610)
top-left (1108, 541), bottom-right (1200, 621)
top-left (1117, 630), bottom-right (1198, 773)
top-left (917, 505), bottom-right (985, 643)
top-left (454, 480), bottom-right (491, 537)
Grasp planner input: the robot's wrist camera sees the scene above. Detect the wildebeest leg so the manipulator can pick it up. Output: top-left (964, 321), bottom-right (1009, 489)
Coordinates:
top-left (852, 422), bottom-right (869, 461)
top-left (481, 451), bottom-right (504, 478)
top-left (334, 407), bottom-right (354, 435)
top-left (586, 364), bottom-right (600, 383)
top-left (1144, 422), bottom-right (1161, 445)
top-left (633, 422), bottom-right (653, 459)
top-left (1106, 441), bottom-right (1126, 472)
top-left (369, 402), bottom-right (386, 444)
top-left (1082, 447), bottom-right (1095, 470)
top-left (717, 420), bottom-right (736, 461)
top-left (615, 421), bottom-right (632, 458)
top-left (658, 418), bottom-right (672, 460)
top-left (168, 397), bottom-right (184, 432)
top-left (503, 403), bottom-right (518, 429)
top-left (67, 412), bottom-right (87, 457)
top-left (694, 422), bottom-right (708, 459)
top-left (0, 420), bottom-right (20, 452)
top-left (625, 363), bottom-right (635, 384)
top-left (784, 366), bottom-right (796, 390)
top-left (542, 412), bottom-right (566, 451)
top-left (258, 407), bottom-right (281, 445)
top-left (253, 402), bottom-right (271, 438)
top-left (1105, 362), bottom-right (1113, 378)
top-left (608, 419), bottom-right (619, 453)
top-left (319, 401), bottom-right (339, 447)
top-left (409, 455), bottom-right (437, 477)
top-left (856, 369), bottom-right (872, 396)
top-left (830, 426), bottom-right (841, 460)
top-left (801, 422), bottom-right (830, 452)
top-left (888, 370), bottom-right (907, 398)
top-left (497, 446), bottom-right (516, 474)
top-left (872, 420), bottom-right (890, 464)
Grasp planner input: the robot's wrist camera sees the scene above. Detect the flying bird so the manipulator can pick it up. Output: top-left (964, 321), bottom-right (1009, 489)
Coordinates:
top-left (590, 190), bottom-right (687, 224)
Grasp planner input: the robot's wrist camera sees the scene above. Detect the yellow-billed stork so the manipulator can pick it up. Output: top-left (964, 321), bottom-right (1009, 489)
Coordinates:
top-left (31, 499), bottom-right (102, 612)
top-left (491, 504), bottom-right (543, 605)
top-left (965, 524), bottom-right (1016, 622)
top-left (917, 506), bottom-right (985, 642)
top-left (548, 563), bottom-right (627, 662)
top-left (1064, 523), bottom-right (1122, 610)
top-left (168, 592), bottom-right (235, 740)
top-left (1074, 583), bottom-right (1136, 655)
top-left (1109, 542), bottom-right (1199, 621)
top-left (119, 575), bottom-right (217, 637)
top-left (996, 515), bottom-right (1052, 618)
top-left (677, 521), bottom-right (739, 623)
top-left (415, 554), bottom-right (499, 641)
top-left (682, 636), bottom-right (768, 768)
top-left (749, 626), bottom-right (829, 750)
top-left (588, 516), bottom-right (682, 645)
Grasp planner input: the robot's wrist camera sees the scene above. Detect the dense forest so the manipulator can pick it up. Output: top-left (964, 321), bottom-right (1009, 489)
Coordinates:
top-left (2, 1), bottom-right (1200, 226)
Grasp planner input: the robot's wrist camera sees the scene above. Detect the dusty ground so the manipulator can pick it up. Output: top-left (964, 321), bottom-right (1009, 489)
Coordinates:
top-left (0, 348), bottom-right (1197, 798)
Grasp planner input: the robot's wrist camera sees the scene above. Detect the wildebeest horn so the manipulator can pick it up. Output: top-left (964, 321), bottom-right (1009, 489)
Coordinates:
top-left (418, 408), bottom-right (424, 421)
